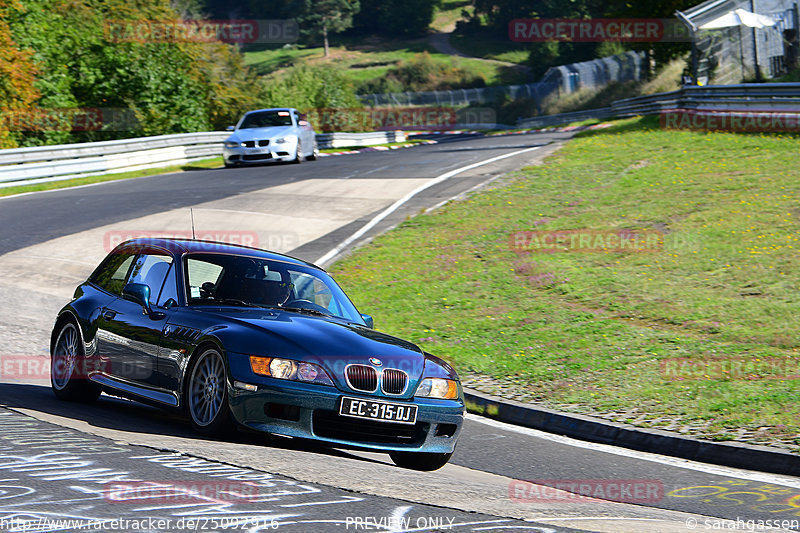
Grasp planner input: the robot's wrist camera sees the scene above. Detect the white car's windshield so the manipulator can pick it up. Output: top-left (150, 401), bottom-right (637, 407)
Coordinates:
top-left (239, 111), bottom-right (293, 129)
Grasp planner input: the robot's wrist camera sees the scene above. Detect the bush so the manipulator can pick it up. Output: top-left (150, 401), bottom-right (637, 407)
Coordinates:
top-left (358, 52), bottom-right (487, 93)
top-left (258, 64), bottom-right (362, 111)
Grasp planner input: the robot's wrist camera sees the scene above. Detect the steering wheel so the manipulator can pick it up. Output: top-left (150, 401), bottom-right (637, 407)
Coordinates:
top-left (284, 299), bottom-right (331, 314)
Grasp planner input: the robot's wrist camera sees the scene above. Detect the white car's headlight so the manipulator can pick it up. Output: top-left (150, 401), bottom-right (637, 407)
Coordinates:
top-left (250, 356), bottom-right (334, 386)
top-left (415, 377), bottom-right (459, 399)
top-left (274, 136), bottom-right (295, 144)
top-left (224, 141), bottom-right (241, 148)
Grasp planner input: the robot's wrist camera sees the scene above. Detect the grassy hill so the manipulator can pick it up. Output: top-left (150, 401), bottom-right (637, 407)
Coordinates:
top-left (330, 118), bottom-right (800, 451)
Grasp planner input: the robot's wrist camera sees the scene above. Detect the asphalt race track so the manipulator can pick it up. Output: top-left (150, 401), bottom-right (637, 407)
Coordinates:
top-left (1, 132), bottom-right (799, 533)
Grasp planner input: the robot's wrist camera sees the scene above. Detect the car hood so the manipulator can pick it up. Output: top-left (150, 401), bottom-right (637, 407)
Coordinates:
top-left (198, 307), bottom-right (427, 380)
top-left (228, 126), bottom-right (295, 141)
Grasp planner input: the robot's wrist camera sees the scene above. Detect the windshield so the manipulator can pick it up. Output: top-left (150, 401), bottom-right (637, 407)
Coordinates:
top-left (184, 253), bottom-right (363, 324)
top-left (238, 111), bottom-right (293, 129)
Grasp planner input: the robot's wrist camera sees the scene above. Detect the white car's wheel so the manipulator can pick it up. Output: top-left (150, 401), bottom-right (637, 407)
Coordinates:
top-left (308, 141), bottom-right (319, 161)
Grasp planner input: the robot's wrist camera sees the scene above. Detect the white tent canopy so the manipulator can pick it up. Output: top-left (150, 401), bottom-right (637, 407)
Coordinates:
top-left (699, 8), bottom-right (778, 29)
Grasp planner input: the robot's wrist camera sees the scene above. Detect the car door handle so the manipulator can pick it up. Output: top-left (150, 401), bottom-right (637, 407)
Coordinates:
top-left (102, 309), bottom-right (117, 321)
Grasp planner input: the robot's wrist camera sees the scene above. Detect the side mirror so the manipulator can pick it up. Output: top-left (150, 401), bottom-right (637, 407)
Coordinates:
top-left (226, 125), bottom-right (235, 131)
top-left (360, 313), bottom-right (374, 329)
top-left (298, 120), bottom-right (309, 127)
top-left (122, 283), bottom-right (164, 319)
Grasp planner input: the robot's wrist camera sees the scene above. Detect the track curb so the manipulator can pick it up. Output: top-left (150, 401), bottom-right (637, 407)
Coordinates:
top-left (464, 387), bottom-right (800, 476)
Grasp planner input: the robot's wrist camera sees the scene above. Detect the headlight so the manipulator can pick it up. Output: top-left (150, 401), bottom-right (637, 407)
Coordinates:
top-left (224, 141), bottom-right (240, 148)
top-left (415, 377), bottom-right (458, 399)
top-left (274, 136), bottom-right (295, 144)
top-left (249, 356), bottom-right (333, 386)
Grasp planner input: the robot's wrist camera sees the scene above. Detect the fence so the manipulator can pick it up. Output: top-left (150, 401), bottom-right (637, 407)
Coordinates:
top-left (358, 52), bottom-right (647, 109)
top-left (680, 0), bottom-right (800, 84)
top-left (541, 51), bottom-right (647, 94)
top-left (0, 131), bottom-right (406, 188)
top-left (358, 83), bottom-right (559, 108)
top-left (516, 82), bottom-right (800, 128)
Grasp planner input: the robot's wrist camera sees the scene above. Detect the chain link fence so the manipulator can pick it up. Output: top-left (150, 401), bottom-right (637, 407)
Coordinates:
top-left (358, 51), bottom-right (647, 109)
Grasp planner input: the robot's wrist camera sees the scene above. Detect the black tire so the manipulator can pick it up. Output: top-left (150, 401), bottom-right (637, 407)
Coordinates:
top-left (389, 451), bottom-right (453, 471)
top-left (185, 346), bottom-right (234, 436)
top-left (51, 321), bottom-right (101, 403)
top-left (307, 142), bottom-right (319, 161)
top-left (293, 141), bottom-right (304, 164)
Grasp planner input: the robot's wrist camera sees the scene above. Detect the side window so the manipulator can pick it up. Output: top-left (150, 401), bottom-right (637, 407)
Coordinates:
top-left (186, 258), bottom-right (224, 301)
top-left (91, 252), bottom-right (136, 295)
top-left (157, 262), bottom-right (179, 308)
top-left (128, 254), bottom-right (172, 305)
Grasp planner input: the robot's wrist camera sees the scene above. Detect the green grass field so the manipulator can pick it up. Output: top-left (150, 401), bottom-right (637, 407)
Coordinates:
top-left (330, 117), bottom-right (800, 450)
top-left (243, 39), bottom-right (528, 89)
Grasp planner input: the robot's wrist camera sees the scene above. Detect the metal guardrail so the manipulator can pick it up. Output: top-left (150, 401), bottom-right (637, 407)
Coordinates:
top-left (315, 131), bottom-right (405, 149)
top-left (517, 83), bottom-right (800, 129)
top-left (0, 130), bottom-right (407, 188)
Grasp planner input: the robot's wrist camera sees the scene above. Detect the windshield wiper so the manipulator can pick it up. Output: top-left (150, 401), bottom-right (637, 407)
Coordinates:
top-left (280, 306), bottom-right (332, 317)
top-left (213, 298), bottom-right (263, 308)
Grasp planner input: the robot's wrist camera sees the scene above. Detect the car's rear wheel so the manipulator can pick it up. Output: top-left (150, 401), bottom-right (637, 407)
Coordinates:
top-left (186, 346), bottom-right (233, 436)
top-left (389, 451), bottom-right (453, 471)
top-left (293, 141), bottom-right (304, 164)
top-left (51, 321), bottom-right (101, 402)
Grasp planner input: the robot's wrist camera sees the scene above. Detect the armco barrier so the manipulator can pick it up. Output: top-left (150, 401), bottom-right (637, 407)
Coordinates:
top-left (517, 82), bottom-right (800, 128)
top-left (315, 130), bottom-right (405, 149)
top-left (0, 130), bottom-right (406, 188)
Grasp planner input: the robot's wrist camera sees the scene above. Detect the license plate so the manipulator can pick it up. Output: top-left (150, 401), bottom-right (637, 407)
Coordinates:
top-left (246, 148), bottom-right (267, 154)
top-left (339, 397), bottom-right (417, 425)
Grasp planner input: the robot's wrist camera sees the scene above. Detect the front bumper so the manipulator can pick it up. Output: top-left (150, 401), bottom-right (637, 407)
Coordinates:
top-left (223, 141), bottom-right (297, 165)
top-left (227, 371), bottom-right (464, 454)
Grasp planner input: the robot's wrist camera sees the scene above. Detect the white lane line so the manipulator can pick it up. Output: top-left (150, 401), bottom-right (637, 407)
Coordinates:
top-left (468, 414), bottom-right (800, 488)
top-left (389, 505), bottom-right (414, 533)
top-left (314, 145), bottom-right (545, 266)
top-left (361, 164), bottom-right (390, 177)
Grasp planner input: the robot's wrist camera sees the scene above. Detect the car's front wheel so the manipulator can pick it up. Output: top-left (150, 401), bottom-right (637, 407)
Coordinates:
top-left (293, 141), bottom-right (304, 164)
top-left (307, 141), bottom-right (319, 161)
top-left (389, 451), bottom-right (453, 471)
top-left (186, 346), bottom-right (234, 436)
top-left (51, 321), bottom-right (101, 402)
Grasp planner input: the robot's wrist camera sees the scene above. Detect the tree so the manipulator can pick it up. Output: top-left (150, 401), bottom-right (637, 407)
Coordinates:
top-left (0, 0), bottom-right (40, 147)
top-left (353, 0), bottom-right (441, 37)
top-left (300, 0), bottom-right (359, 57)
